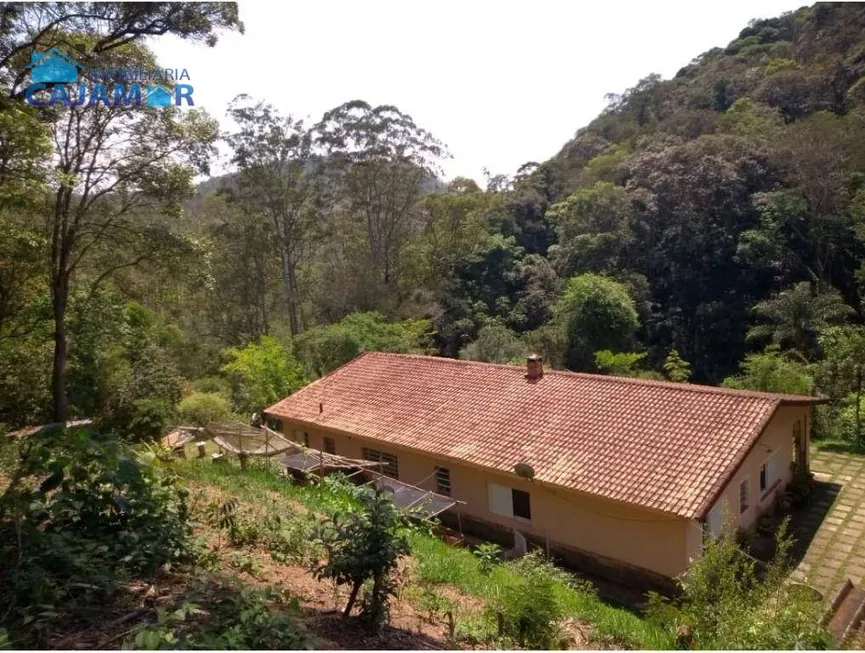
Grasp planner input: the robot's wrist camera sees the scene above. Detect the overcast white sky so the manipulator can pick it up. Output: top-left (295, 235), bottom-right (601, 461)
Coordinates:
top-left (150, 0), bottom-right (807, 184)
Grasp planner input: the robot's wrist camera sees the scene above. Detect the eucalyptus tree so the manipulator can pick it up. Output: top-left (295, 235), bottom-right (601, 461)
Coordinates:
top-left (225, 96), bottom-right (323, 336)
top-left (314, 100), bottom-right (448, 287)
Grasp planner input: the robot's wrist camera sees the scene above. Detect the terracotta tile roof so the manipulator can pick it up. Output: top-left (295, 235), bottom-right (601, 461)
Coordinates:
top-left (265, 353), bottom-right (822, 519)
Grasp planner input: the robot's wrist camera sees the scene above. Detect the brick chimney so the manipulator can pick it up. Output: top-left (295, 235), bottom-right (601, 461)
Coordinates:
top-left (526, 354), bottom-right (544, 380)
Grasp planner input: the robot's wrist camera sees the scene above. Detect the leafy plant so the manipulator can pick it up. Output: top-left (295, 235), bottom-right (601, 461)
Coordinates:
top-left (313, 486), bottom-right (410, 631)
top-left (176, 391), bottom-right (232, 428)
top-left (490, 551), bottom-right (565, 649)
top-left (128, 582), bottom-right (311, 650)
top-left (221, 336), bottom-right (307, 415)
top-left (227, 551), bottom-right (263, 578)
top-left (473, 542), bottom-right (502, 574)
top-left (0, 429), bottom-right (194, 647)
top-left (647, 520), bottom-right (830, 649)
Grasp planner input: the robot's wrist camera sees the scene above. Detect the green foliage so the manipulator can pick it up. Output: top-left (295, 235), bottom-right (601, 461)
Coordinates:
top-left (314, 487), bottom-right (411, 631)
top-left (594, 350), bottom-right (647, 376)
top-left (128, 398), bottom-right (174, 439)
top-left (663, 349), bottom-right (692, 383)
top-left (765, 57), bottom-right (799, 75)
top-left (546, 182), bottom-right (634, 275)
top-left (128, 582), bottom-right (312, 650)
top-left (648, 522), bottom-right (830, 649)
top-left (472, 542), bottom-right (502, 575)
top-left (90, 300), bottom-right (185, 438)
top-left (294, 312), bottom-right (429, 378)
top-left (747, 282), bottom-right (852, 360)
top-left (721, 345), bottom-right (813, 394)
top-left (490, 552), bottom-right (565, 649)
top-left (0, 430), bottom-right (194, 646)
top-left (221, 336), bottom-right (307, 414)
top-left (176, 392), bottom-right (232, 428)
top-left (459, 323), bottom-right (526, 363)
top-left (174, 457), bottom-right (673, 649)
top-left (555, 274), bottom-right (639, 372)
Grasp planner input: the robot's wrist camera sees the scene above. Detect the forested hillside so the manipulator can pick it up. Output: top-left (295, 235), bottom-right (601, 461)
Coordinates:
top-left (4, 2), bottom-right (865, 449)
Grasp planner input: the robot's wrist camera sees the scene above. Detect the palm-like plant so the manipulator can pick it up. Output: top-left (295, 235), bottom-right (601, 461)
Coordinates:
top-left (746, 282), bottom-right (852, 359)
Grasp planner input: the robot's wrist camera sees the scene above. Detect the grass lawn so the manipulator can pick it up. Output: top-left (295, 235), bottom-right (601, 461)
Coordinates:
top-left (174, 456), bottom-right (675, 649)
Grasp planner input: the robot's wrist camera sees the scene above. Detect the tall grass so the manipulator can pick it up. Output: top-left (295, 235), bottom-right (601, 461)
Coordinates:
top-left (175, 457), bottom-right (674, 649)
top-left (409, 535), bottom-right (673, 648)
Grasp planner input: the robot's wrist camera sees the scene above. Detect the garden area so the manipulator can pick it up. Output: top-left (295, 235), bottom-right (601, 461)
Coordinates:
top-left (0, 427), bottom-right (835, 650)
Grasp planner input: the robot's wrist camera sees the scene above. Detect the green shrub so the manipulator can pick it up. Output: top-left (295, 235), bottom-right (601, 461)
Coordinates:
top-left (648, 521), bottom-right (830, 649)
top-left (314, 487), bottom-right (410, 631)
top-left (0, 429), bottom-right (194, 646)
top-left (490, 551), bottom-right (565, 649)
top-left (221, 336), bottom-right (307, 415)
top-left (473, 542), bottom-right (502, 574)
top-left (129, 582), bottom-right (312, 649)
top-left (176, 391), bottom-right (231, 427)
top-left (128, 398), bottom-right (174, 439)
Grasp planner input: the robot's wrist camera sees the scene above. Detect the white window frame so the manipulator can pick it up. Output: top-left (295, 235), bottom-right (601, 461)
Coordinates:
top-left (488, 482), bottom-right (531, 522)
top-left (760, 449), bottom-right (783, 498)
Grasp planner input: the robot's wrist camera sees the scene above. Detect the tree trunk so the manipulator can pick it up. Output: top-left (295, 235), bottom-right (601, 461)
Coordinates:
top-left (343, 580), bottom-right (362, 617)
top-left (50, 274), bottom-right (68, 423)
top-left (280, 250), bottom-right (301, 337)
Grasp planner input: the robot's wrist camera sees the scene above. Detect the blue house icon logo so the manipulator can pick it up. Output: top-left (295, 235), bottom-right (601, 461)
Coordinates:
top-left (145, 85), bottom-right (172, 107)
top-left (27, 47), bottom-right (83, 84)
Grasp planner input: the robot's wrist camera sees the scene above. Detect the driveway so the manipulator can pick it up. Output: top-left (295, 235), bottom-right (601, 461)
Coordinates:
top-left (789, 449), bottom-right (865, 595)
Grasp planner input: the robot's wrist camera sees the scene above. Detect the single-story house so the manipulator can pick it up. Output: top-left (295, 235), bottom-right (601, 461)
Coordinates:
top-left (265, 352), bottom-right (823, 589)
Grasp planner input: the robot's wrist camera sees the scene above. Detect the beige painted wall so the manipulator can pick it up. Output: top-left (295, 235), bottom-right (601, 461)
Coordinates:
top-left (273, 404), bottom-right (810, 578)
top-left (275, 419), bottom-right (700, 578)
top-left (705, 405), bottom-right (811, 534)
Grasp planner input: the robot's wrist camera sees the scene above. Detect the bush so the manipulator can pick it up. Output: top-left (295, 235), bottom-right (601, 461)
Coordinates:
top-left (129, 582), bottom-right (312, 649)
top-left (648, 521), bottom-right (830, 649)
top-left (491, 552), bottom-right (565, 649)
top-left (176, 391), bottom-right (232, 427)
top-left (314, 487), bottom-right (410, 631)
top-left (221, 336), bottom-right (307, 415)
top-left (128, 398), bottom-right (174, 439)
top-left (459, 323), bottom-right (526, 363)
top-left (0, 429), bottom-right (194, 646)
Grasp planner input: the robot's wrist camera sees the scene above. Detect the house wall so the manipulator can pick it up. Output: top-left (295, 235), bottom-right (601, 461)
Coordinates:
top-left (704, 405), bottom-right (811, 533)
top-left (273, 419), bottom-right (699, 581)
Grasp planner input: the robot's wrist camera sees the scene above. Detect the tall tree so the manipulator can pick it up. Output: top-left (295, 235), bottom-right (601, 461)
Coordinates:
top-left (34, 41), bottom-right (218, 422)
top-left (315, 100), bottom-right (447, 287)
top-left (746, 281), bottom-right (851, 359)
top-left (554, 273), bottom-right (639, 372)
top-left (0, 2), bottom-right (243, 96)
top-left (226, 95), bottom-right (322, 336)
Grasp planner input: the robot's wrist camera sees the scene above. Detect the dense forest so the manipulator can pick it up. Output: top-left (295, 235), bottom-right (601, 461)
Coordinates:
top-left (4, 2), bottom-right (865, 449)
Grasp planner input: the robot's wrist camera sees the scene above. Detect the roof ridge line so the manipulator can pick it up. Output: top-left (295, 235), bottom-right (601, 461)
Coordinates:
top-left (358, 351), bottom-right (821, 404)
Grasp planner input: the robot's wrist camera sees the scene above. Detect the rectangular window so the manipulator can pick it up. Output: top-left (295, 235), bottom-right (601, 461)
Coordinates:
top-left (323, 437), bottom-right (336, 455)
top-left (739, 479), bottom-right (749, 514)
top-left (362, 447), bottom-right (399, 478)
top-left (295, 430), bottom-right (309, 447)
top-left (488, 482), bottom-right (531, 521)
top-left (761, 450), bottom-right (783, 497)
top-left (706, 502), bottom-right (723, 539)
top-left (435, 467), bottom-right (451, 496)
top-left (512, 489), bottom-right (531, 520)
